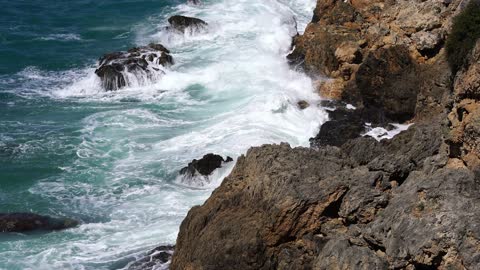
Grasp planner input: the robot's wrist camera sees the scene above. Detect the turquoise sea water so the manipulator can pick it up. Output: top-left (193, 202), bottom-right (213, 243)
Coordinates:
top-left (0, 0), bottom-right (326, 269)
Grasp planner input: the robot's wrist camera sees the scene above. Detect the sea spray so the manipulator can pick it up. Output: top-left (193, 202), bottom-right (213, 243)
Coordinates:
top-left (0, 0), bottom-right (323, 269)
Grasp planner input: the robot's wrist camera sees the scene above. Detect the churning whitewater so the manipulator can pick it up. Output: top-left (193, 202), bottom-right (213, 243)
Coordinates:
top-left (0, 0), bottom-right (326, 269)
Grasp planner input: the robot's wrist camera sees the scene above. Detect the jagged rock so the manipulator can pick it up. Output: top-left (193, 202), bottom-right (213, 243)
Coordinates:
top-left (170, 121), bottom-right (475, 270)
top-left (356, 45), bottom-right (419, 122)
top-left (0, 213), bottom-right (79, 232)
top-left (448, 40), bottom-right (480, 174)
top-left (412, 30), bottom-right (444, 56)
top-left (127, 245), bottom-right (174, 270)
top-left (289, 0), bottom-right (464, 120)
top-left (95, 43), bottom-right (173, 91)
top-left (179, 153), bottom-right (233, 178)
top-left (168, 1), bottom-right (480, 270)
top-left (167, 15), bottom-right (207, 33)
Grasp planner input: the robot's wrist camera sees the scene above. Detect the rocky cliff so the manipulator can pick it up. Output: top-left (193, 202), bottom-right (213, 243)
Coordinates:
top-left (169, 0), bottom-right (480, 269)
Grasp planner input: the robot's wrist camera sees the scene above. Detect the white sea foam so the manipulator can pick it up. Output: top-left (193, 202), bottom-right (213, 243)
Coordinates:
top-left (6, 0), bottom-right (323, 269)
top-left (38, 33), bottom-right (82, 41)
top-left (363, 123), bottom-right (413, 141)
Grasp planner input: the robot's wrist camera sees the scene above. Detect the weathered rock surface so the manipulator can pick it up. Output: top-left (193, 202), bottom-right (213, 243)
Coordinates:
top-left (172, 121), bottom-right (480, 269)
top-left (168, 1), bottom-right (480, 270)
top-left (167, 15), bottom-right (207, 33)
top-left (0, 213), bottom-right (79, 233)
top-left (95, 43), bottom-right (173, 91)
top-left (448, 40), bottom-right (480, 175)
top-left (288, 0), bottom-right (463, 123)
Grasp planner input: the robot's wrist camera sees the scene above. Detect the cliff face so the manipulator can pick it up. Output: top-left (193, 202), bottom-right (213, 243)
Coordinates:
top-left (170, 1), bottom-right (480, 269)
top-left (289, 0), bottom-right (463, 123)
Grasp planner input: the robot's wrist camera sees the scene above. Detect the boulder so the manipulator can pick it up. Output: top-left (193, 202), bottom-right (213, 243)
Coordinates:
top-left (127, 245), bottom-right (174, 270)
top-left (95, 43), bottom-right (173, 91)
top-left (0, 213), bottom-right (79, 233)
top-left (167, 15), bottom-right (207, 33)
top-left (179, 153), bottom-right (233, 178)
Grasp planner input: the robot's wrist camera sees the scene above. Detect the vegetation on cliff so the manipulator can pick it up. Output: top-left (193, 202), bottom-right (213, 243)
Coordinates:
top-left (446, 1), bottom-right (480, 73)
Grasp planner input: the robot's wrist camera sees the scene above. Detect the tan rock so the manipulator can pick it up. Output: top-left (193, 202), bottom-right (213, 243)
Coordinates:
top-left (317, 78), bottom-right (345, 100)
top-left (446, 158), bottom-right (467, 169)
top-left (335, 42), bottom-right (361, 64)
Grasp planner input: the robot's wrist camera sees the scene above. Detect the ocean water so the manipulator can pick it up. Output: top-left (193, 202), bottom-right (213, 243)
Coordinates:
top-left (0, 0), bottom-right (326, 269)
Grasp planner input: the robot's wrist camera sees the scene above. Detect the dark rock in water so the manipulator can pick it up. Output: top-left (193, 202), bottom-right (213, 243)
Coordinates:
top-left (167, 15), bottom-right (207, 33)
top-left (187, 0), bottom-right (201, 5)
top-left (0, 213), bottom-right (79, 233)
top-left (297, 100), bottom-right (309, 110)
top-left (179, 153), bottom-right (233, 178)
top-left (128, 245), bottom-right (174, 270)
top-left (95, 43), bottom-right (173, 91)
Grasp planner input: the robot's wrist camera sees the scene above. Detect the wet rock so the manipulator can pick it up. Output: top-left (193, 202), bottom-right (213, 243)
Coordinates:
top-left (128, 245), bottom-right (174, 270)
top-left (95, 43), bottom-right (173, 91)
top-left (297, 100), bottom-right (309, 110)
top-left (0, 213), bottom-right (79, 233)
top-left (179, 153), bottom-right (233, 178)
top-left (167, 15), bottom-right (207, 33)
top-left (310, 102), bottom-right (390, 147)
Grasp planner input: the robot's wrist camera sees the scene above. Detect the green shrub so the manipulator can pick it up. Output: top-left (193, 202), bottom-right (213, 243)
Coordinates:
top-left (446, 1), bottom-right (480, 73)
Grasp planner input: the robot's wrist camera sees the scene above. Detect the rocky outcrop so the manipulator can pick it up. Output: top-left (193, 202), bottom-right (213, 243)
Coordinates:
top-left (95, 43), bottom-right (173, 91)
top-left (172, 122), bottom-right (480, 269)
top-left (447, 40), bottom-right (480, 176)
top-left (288, 0), bottom-right (463, 123)
top-left (168, 1), bottom-right (480, 269)
top-left (0, 213), bottom-right (79, 232)
top-left (167, 15), bottom-right (208, 33)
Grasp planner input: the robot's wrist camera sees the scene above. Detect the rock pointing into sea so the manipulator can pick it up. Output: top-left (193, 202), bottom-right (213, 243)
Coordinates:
top-left (95, 43), bottom-right (173, 91)
top-left (0, 213), bottom-right (79, 233)
top-left (178, 153), bottom-right (233, 186)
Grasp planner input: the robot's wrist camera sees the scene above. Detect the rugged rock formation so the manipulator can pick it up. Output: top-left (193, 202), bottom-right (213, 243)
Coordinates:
top-left (169, 1), bottom-right (480, 269)
top-left (0, 213), bottom-right (79, 232)
top-left (167, 15), bottom-right (208, 33)
top-left (95, 43), bottom-right (173, 91)
top-left (448, 40), bottom-right (480, 176)
top-left (288, 0), bottom-right (463, 123)
top-left (172, 121), bottom-right (480, 269)
top-left (179, 153), bottom-right (233, 178)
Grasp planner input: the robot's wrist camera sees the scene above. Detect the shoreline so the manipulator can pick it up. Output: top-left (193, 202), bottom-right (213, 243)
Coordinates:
top-left (169, 0), bottom-right (480, 269)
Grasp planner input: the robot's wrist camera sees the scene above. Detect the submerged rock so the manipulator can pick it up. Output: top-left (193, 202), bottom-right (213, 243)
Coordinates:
top-left (167, 15), bottom-right (208, 33)
top-left (0, 213), bottom-right (79, 233)
top-left (179, 153), bottom-right (233, 178)
top-left (127, 245), bottom-right (174, 270)
top-left (95, 43), bottom-right (173, 91)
